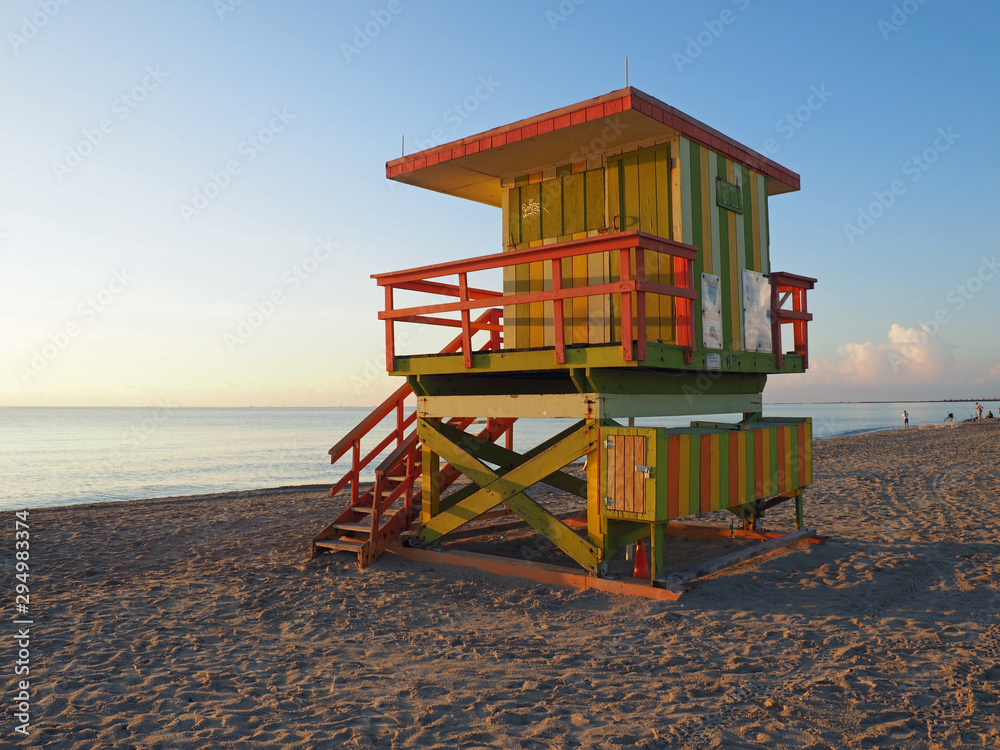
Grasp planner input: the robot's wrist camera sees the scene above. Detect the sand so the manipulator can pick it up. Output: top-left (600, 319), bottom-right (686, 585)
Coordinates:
top-left (10, 420), bottom-right (1000, 749)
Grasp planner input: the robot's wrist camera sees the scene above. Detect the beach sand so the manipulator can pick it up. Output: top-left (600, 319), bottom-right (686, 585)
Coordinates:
top-left (11, 420), bottom-right (1000, 748)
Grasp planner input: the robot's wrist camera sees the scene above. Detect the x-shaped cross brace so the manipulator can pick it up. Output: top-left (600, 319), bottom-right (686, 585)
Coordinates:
top-left (416, 417), bottom-right (603, 573)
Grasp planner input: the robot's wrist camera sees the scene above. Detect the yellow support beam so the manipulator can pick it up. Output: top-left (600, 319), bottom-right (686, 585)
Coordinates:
top-left (417, 418), bottom-right (604, 573)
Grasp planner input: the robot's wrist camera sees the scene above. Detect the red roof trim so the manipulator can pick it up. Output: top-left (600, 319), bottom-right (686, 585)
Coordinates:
top-left (386, 87), bottom-right (799, 190)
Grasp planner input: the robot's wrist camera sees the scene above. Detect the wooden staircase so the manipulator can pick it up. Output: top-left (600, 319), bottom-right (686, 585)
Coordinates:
top-left (311, 308), bottom-right (512, 566)
top-left (311, 414), bottom-right (515, 566)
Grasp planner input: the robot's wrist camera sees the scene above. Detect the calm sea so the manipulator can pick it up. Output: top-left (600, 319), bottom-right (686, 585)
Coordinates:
top-left (0, 401), bottom-right (984, 511)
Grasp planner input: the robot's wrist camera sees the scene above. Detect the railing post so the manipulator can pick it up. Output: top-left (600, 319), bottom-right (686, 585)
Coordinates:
top-left (619, 247), bottom-right (633, 362)
top-left (551, 258), bottom-right (566, 364)
top-left (771, 279), bottom-right (784, 370)
top-left (635, 244), bottom-right (646, 361)
top-left (459, 272), bottom-right (472, 368)
top-left (489, 308), bottom-right (502, 351)
top-left (384, 285), bottom-right (396, 372)
top-left (351, 440), bottom-right (360, 506)
top-left (396, 398), bottom-right (404, 447)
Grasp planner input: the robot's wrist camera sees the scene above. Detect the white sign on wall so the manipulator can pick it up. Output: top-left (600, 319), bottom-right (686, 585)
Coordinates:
top-left (701, 273), bottom-right (723, 350)
top-left (742, 270), bottom-right (772, 353)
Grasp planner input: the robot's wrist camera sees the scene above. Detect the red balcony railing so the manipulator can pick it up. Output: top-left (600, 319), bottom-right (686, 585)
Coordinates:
top-left (373, 230), bottom-right (699, 370)
top-left (770, 271), bottom-right (816, 370)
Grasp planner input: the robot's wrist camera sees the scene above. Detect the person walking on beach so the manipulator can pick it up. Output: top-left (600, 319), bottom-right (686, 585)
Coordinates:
top-left (902, 410), bottom-right (909, 428)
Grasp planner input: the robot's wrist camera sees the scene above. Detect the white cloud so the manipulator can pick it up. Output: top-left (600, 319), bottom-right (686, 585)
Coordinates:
top-left (767, 323), bottom-right (958, 401)
top-left (808, 323), bottom-right (954, 385)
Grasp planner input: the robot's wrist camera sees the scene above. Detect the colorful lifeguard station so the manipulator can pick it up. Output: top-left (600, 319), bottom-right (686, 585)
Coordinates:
top-left (313, 88), bottom-right (817, 597)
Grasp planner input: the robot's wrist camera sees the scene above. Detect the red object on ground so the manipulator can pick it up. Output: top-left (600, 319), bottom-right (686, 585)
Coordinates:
top-left (633, 539), bottom-right (649, 580)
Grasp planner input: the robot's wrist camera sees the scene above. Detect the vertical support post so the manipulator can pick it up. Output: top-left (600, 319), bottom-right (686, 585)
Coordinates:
top-left (396, 398), bottom-right (404, 447)
top-left (586, 420), bottom-right (608, 564)
top-left (351, 441), bottom-right (360, 506)
top-left (650, 523), bottom-right (666, 582)
top-left (795, 490), bottom-right (804, 531)
top-left (771, 280), bottom-right (784, 370)
top-left (674, 254), bottom-right (694, 363)
top-left (459, 273), bottom-right (472, 368)
top-left (404, 450), bottom-right (414, 513)
top-left (421, 420), bottom-right (441, 526)
top-left (635, 246), bottom-right (646, 362)
top-left (619, 248), bottom-right (633, 361)
top-left (551, 258), bottom-right (566, 364)
top-left (385, 285), bottom-right (396, 372)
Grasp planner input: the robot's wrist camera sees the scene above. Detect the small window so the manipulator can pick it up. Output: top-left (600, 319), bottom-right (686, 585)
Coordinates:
top-left (716, 176), bottom-right (743, 213)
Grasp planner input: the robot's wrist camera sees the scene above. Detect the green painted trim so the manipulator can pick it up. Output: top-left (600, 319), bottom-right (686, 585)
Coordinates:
top-left (717, 157), bottom-right (732, 351)
top-left (718, 429), bottom-right (730, 509)
top-left (395, 344), bottom-right (804, 378)
top-left (688, 433), bottom-right (701, 516)
top-left (708, 151), bottom-right (721, 278)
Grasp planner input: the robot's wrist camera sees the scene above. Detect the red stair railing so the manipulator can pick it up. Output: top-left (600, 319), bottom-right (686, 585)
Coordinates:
top-left (328, 307), bottom-right (504, 501)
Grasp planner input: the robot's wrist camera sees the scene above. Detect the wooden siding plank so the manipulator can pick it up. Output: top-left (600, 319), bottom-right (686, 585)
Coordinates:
top-left (541, 176), bottom-right (563, 241)
top-left (749, 172), bottom-right (761, 272)
top-left (708, 150), bottom-right (721, 278)
top-left (754, 428), bottom-right (764, 499)
top-left (727, 432), bottom-right (739, 508)
top-left (585, 168), bottom-right (605, 232)
top-left (764, 427), bottom-right (776, 497)
top-left (709, 434), bottom-right (728, 510)
top-left (726, 160), bottom-right (740, 352)
top-left (563, 172), bottom-right (585, 236)
top-left (678, 434), bottom-right (691, 517)
top-left (667, 434), bottom-right (681, 519)
top-left (699, 434), bottom-right (712, 513)
top-left (756, 173), bottom-right (768, 273)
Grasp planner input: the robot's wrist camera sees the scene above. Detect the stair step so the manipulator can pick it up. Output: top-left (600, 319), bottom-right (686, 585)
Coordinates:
top-left (331, 521), bottom-right (372, 534)
top-left (350, 505), bottom-right (375, 513)
top-left (314, 537), bottom-right (365, 552)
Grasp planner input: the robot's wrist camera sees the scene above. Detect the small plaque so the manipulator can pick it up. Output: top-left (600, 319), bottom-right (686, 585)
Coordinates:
top-left (706, 353), bottom-right (722, 370)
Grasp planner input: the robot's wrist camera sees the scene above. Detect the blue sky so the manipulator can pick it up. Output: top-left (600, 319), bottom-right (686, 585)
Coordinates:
top-left (2, 0), bottom-right (998, 406)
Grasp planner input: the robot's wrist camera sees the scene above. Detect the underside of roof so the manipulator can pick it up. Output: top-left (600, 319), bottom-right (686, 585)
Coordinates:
top-left (386, 88), bottom-right (800, 208)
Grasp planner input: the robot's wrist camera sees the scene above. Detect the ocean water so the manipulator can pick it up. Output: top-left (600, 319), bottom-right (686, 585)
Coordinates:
top-left (0, 400), bottom-right (985, 511)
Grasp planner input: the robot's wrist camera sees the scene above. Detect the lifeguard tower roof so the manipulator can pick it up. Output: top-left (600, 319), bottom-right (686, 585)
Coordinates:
top-left (386, 87), bottom-right (799, 206)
